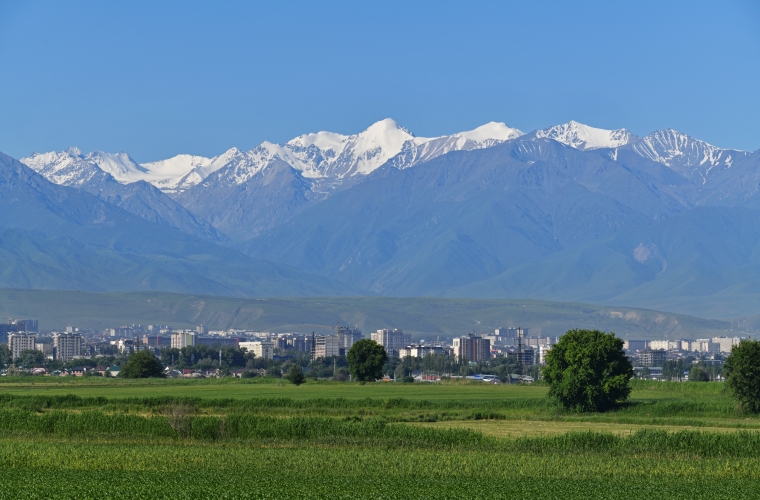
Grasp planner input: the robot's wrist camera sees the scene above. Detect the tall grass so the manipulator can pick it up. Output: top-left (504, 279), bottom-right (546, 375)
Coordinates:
top-left (0, 408), bottom-right (758, 458)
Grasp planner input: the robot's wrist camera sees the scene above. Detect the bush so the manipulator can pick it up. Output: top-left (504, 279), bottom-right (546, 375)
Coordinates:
top-left (724, 340), bottom-right (760, 413)
top-left (286, 365), bottom-right (305, 386)
top-left (543, 329), bottom-right (633, 412)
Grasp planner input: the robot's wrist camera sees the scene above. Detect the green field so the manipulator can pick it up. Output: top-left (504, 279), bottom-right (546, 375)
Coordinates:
top-left (0, 288), bottom-right (735, 339)
top-left (0, 378), bottom-right (759, 499)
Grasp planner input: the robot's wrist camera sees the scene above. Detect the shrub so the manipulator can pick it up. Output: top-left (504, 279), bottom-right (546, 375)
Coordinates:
top-left (286, 365), bottom-right (305, 386)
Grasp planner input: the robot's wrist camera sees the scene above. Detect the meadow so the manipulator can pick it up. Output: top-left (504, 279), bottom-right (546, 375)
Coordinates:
top-left (1, 378), bottom-right (759, 499)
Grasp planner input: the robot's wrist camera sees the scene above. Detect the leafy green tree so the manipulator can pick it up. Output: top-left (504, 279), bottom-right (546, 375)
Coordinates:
top-left (0, 344), bottom-right (11, 367)
top-left (689, 365), bottom-right (710, 382)
top-left (286, 364), bottom-right (305, 386)
top-left (120, 350), bottom-right (165, 378)
top-left (347, 339), bottom-right (387, 382)
top-left (724, 340), bottom-right (760, 413)
top-left (543, 329), bottom-right (633, 412)
top-left (17, 349), bottom-right (45, 368)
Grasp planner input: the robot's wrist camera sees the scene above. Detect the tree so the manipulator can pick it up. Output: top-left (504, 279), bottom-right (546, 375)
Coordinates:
top-left (120, 350), bottom-right (165, 378)
top-left (347, 339), bottom-right (387, 382)
top-left (0, 344), bottom-right (11, 367)
top-left (543, 329), bottom-right (633, 412)
top-left (17, 349), bottom-right (45, 368)
top-left (689, 365), bottom-right (710, 382)
top-left (724, 340), bottom-right (760, 413)
top-left (286, 364), bottom-right (305, 386)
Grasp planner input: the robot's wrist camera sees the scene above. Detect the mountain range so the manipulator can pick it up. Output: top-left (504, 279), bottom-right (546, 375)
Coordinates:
top-left (8, 119), bottom-right (760, 319)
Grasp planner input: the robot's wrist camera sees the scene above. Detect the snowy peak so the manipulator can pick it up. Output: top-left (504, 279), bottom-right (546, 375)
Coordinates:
top-left (630, 129), bottom-right (748, 184)
top-left (22, 148), bottom-right (114, 187)
top-left (140, 149), bottom-right (244, 193)
top-left (535, 121), bottom-right (637, 151)
top-left (458, 122), bottom-right (523, 143)
top-left (86, 151), bottom-right (146, 181)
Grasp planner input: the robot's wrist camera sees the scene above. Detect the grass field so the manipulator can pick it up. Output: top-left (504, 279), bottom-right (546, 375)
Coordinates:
top-left (1, 378), bottom-right (758, 499)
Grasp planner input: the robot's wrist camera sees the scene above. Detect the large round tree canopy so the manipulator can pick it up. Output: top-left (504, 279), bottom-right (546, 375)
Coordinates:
top-left (543, 329), bottom-right (633, 412)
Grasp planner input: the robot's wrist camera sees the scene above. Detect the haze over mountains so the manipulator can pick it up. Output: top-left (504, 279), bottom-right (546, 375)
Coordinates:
top-left (8, 119), bottom-right (760, 318)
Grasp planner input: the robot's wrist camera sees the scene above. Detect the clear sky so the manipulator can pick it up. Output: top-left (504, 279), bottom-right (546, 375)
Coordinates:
top-left (1, 0), bottom-right (758, 162)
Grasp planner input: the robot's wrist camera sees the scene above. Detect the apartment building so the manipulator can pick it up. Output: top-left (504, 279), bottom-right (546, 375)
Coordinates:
top-left (53, 332), bottom-right (82, 362)
top-left (8, 333), bottom-right (36, 360)
top-left (239, 341), bottom-right (274, 360)
top-left (452, 334), bottom-right (491, 362)
top-left (371, 329), bottom-right (406, 357)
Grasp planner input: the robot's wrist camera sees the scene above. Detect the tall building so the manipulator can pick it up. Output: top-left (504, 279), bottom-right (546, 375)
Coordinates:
top-left (314, 335), bottom-right (341, 358)
top-left (452, 334), bottom-right (491, 362)
top-left (196, 324), bottom-right (208, 335)
top-left (9, 333), bottom-right (36, 360)
top-left (171, 332), bottom-right (196, 349)
top-left (239, 341), bottom-right (274, 360)
top-left (9, 319), bottom-right (38, 333)
top-left (338, 326), bottom-right (362, 351)
top-left (53, 332), bottom-right (82, 362)
top-left (398, 345), bottom-right (447, 358)
top-left (0, 323), bottom-right (16, 344)
top-left (639, 349), bottom-right (666, 367)
top-left (371, 329), bottom-right (405, 356)
top-left (711, 336), bottom-right (742, 353)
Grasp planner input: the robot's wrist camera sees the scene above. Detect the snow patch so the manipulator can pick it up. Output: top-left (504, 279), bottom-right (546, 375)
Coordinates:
top-left (536, 120), bottom-right (636, 150)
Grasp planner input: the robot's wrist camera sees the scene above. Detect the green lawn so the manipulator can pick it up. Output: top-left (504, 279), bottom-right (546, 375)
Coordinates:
top-left (0, 378), bottom-right (548, 400)
top-left (0, 378), bottom-right (758, 499)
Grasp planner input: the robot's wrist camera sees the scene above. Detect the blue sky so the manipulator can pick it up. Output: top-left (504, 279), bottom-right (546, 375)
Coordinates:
top-left (0, 0), bottom-right (758, 162)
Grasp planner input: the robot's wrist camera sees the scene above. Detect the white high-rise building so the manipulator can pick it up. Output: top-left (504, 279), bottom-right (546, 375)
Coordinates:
top-left (53, 332), bottom-right (82, 362)
top-left (171, 332), bottom-right (196, 349)
top-left (371, 329), bottom-right (405, 356)
top-left (451, 334), bottom-right (491, 362)
top-left (9, 333), bottom-right (36, 360)
top-left (239, 341), bottom-right (274, 360)
top-left (314, 335), bottom-right (341, 358)
top-left (711, 337), bottom-right (742, 353)
top-left (338, 326), bottom-right (362, 351)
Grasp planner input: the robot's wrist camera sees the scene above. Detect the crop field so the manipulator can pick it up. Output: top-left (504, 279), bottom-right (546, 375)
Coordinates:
top-left (1, 379), bottom-right (759, 499)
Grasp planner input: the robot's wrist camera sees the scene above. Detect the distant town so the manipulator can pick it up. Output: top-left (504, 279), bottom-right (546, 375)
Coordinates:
top-left (0, 318), bottom-right (747, 383)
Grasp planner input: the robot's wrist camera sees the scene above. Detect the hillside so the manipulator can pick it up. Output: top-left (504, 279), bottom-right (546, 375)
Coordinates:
top-left (0, 289), bottom-right (734, 340)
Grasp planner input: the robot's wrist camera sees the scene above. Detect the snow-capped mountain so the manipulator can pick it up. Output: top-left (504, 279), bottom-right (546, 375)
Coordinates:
top-left (24, 119), bottom-right (524, 195)
top-left (21, 148), bottom-right (142, 187)
top-left (532, 120), bottom-right (637, 151)
top-left (170, 119), bottom-right (525, 239)
top-left (629, 129), bottom-right (749, 184)
top-left (20, 148), bottom-right (224, 241)
top-left (193, 119), bottom-right (524, 192)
